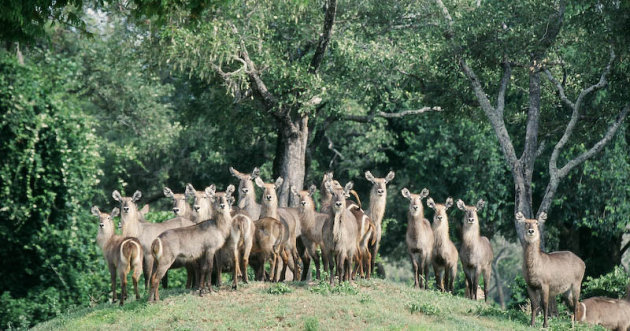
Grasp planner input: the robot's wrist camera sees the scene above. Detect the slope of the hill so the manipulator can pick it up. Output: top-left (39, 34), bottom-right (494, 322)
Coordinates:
top-left (33, 279), bottom-right (602, 330)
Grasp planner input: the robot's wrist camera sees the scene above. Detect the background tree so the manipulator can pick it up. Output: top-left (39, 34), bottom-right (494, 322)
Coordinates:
top-left (430, 0), bottom-right (630, 245)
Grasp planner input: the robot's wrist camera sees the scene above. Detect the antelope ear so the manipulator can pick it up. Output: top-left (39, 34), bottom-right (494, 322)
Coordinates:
top-left (228, 196), bottom-right (235, 206)
top-left (324, 180), bottom-right (334, 194)
top-left (420, 188), bottom-right (429, 199)
top-left (538, 212), bottom-right (547, 224)
top-left (308, 185), bottom-right (317, 196)
top-left (251, 167), bottom-right (260, 179)
top-left (456, 199), bottom-right (466, 211)
top-left (163, 187), bottom-right (174, 198)
top-left (140, 204), bottom-right (150, 215)
top-left (132, 190), bottom-right (142, 202)
top-left (364, 171), bottom-right (375, 183)
top-left (254, 177), bottom-right (265, 189)
top-left (274, 177), bottom-right (284, 189)
top-left (112, 190), bottom-right (122, 202)
top-left (205, 184), bottom-right (216, 198)
top-left (225, 184), bottom-right (235, 196)
top-left (344, 181), bottom-right (354, 194)
top-left (515, 212), bottom-right (526, 223)
top-left (426, 198), bottom-right (436, 210)
top-left (476, 199), bottom-right (486, 211)
top-left (111, 207), bottom-right (120, 218)
top-left (229, 166), bottom-right (240, 178)
top-left (91, 206), bottom-right (100, 217)
top-left (290, 186), bottom-right (299, 196)
top-left (385, 171), bottom-right (395, 183)
top-left (445, 197), bottom-right (454, 210)
top-left (185, 184), bottom-right (196, 198)
top-left (401, 188), bottom-right (411, 199)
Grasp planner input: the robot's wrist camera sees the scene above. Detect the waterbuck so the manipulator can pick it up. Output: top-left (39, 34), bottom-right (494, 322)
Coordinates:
top-left (365, 170), bottom-right (395, 275)
top-left (517, 212), bottom-right (585, 327)
top-left (255, 176), bottom-right (301, 281)
top-left (91, 206), bottom-right (142, 305)
top-left (291, 185), bottom-right (329, 280)
top-left (401, 188), bottom-right (433, 289)
top-left (214, 197), bottom-right (254, 289)
top-left (229, 166), bottom-right (262, 220)
top-left (149, 185), bottom-right (236, 301)
top-left (426, 197), bottom-right (458, 292)
top-left (322, 180), bottom-right (359, 285)
top-left (114, 189), bottom-right (195, 290)
top-left (251, 217), bottom-right (287, 281)
top-left (457, 199), bottom-right (493, 302)
top-left (577, 293), bottom-right (630, 331)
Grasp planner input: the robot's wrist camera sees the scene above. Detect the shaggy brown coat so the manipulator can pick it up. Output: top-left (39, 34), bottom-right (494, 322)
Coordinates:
top-left (401, 188), bottom-right (433, 289)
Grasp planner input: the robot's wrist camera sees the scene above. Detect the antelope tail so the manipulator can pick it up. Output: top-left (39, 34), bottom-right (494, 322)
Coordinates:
top-left (349, 190), bottom-right (362, 209)
top-left (151, 237), bottom-right (163, 261)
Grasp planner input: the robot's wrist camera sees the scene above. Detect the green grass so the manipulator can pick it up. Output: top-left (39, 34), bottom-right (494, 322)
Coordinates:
top-left (33, 279), bottom-right (603, 331)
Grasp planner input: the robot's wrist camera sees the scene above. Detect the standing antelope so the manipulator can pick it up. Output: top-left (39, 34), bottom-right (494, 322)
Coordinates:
top-left (149, 185), bottom-right (237, 301)
top-left (365, 170), bottom-right (395, 275)
top-left (401, 188), bottom-right (433, 289)
top-left (255, 176), bottom-right (301, 281)
top-left (114, 189), bottom-right (196, 290)
top-left (185, 184), bottom-right (216, 289)
top-left (427, 197), bottom-right (458, 293)
top-left (517, 212), bottom-right (585, 328)
top-left (291, 185), bottom-right (329, 280)
top-left (214, 196), bottom-right (255, 289)
top-left (457, 199), bottom-right (493, 302)
top-left (229, 166), bottom-right (262, 220)
top-left (322, 180), bottom-right (359, 285)
top-left (91, 206), bottom-right (142, 305)
top-left (250, 217), bottom-right (287, 282)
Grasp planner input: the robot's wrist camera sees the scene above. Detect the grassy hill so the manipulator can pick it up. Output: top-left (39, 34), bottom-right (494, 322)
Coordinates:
top-left (33, 279), bottom-right (602, 330)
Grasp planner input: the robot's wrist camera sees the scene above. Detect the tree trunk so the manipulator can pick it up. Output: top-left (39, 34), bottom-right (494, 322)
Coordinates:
top-left (273, 116), bottom-right (309, 207)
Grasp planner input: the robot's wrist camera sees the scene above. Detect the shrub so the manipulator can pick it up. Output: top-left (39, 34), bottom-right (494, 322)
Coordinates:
top-left (582, 265), bottom-right (629, 299)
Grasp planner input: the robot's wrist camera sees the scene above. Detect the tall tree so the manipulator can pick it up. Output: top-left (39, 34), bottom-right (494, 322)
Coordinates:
top-left (431, 0), bottom-right (629, 245)
top-left (146, 0), bottom-right (440, 206)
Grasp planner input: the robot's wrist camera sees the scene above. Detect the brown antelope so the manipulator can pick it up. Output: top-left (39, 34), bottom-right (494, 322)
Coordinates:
top-left (577, 293), bottom-right (630, 331)
top-left (229, 166), bottom-right (262, 220)
top-left (291, 185), bottom-right (330, 280)
top-left (149, 185), bottom-right (237, 301)
top-left (365, 170), bottom-right (395, 275)
top-left (255, 176), bottom-right (301, 281)
top-left (184, 184), bottom-right (216, 289)
top-left (322, 180), bottom-right (359, 285)
top-left (250, 217), bottom-right (287, 281)
top-left (401, 188), bottom-right (433, 289)
top-left (457, 199), bottom-right (493, 302)
top-left (161, 184), bottom-right (209, 289)
top-left (517, 212), bottom-right (585, 328)
top-left (214, 197), bottom-right (255, 289)
top-left (426, 197), bottom-right (458, 293)
top-left (114, 190), bottom-right (196, 290)
top-left (319, 172), bottom-right (372, 279)
top-left (91, 206), bottom-right (142, 305)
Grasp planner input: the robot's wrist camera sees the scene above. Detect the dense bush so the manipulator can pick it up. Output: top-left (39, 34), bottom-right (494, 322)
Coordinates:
top-left (582, 265), bottom-right (630, 299)
top-left (0, 52), bottom-right (108, 329)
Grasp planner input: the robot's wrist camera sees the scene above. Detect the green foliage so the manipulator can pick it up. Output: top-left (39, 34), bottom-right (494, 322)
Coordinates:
top-left (507, 275), bottom-right (529, 311)
top-left (582, 265), bottom-right (630, 299)
top-left (0, 0), bottom-right (90, 43)
top-left (266, 283), bottom-right (293, 295)
top-left (0, 51), bottom-right (107, 329)
top-left (303, 316), bottom-right (320, 331)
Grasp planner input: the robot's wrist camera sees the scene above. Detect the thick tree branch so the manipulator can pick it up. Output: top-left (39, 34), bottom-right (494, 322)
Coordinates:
top-left (546, 49), bottom-right (616, 175)
top-left (309, 0), bottom-right (337, 73)
top-left (434, 0), bottom-right (519, 168)
top-left (340, 106), bottom-right (442, 123)
top-left (496, 61), bottom-right (511, 116)
top-left (557, 104), bottom-right (629, 177)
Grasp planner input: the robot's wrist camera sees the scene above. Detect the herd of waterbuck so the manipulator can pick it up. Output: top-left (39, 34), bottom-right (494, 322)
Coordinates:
top-left (91, 167), bottom-right (630, 329)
